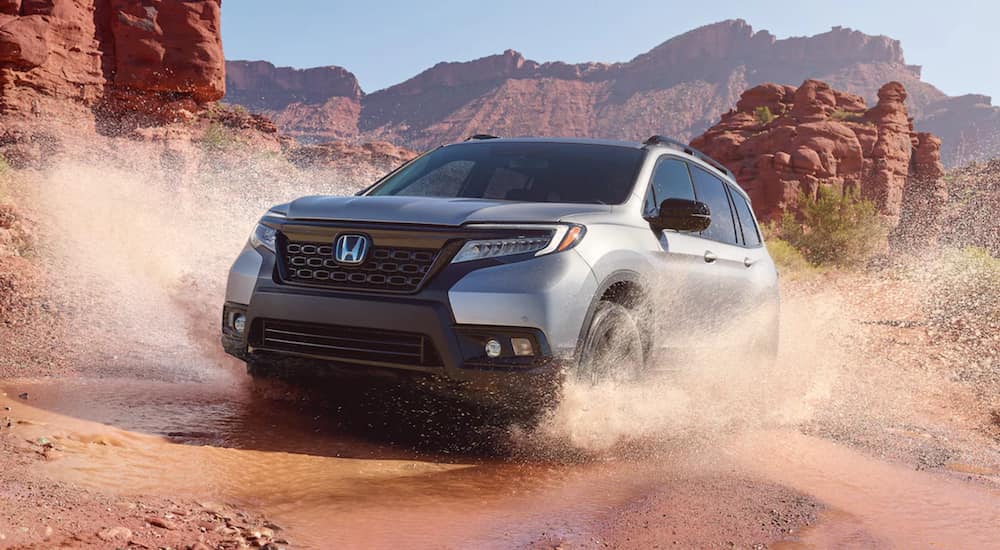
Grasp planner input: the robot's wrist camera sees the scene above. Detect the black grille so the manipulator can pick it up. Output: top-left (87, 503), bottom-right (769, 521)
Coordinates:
top-left (281, 240), bottom-right (438, 292)
top-left (257, 319), bottom-right (442, 367)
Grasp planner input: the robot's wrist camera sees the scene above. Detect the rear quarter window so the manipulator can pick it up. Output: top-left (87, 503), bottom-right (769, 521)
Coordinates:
top-left (731, 192), bottom-right (762, 247)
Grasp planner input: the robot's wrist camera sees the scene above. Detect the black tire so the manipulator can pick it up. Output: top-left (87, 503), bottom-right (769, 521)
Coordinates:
top-left (575, 301), bottom-right (646, 384)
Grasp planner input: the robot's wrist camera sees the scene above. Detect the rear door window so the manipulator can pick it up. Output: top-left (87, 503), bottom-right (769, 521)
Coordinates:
top-left (731, 191), bottom-right (762, 247)
top-left (689, 165), bottom-right (739, 245)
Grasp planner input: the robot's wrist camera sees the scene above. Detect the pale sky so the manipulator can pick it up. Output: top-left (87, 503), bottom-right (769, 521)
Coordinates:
top-left (222, 0), bottom-right (996, 103)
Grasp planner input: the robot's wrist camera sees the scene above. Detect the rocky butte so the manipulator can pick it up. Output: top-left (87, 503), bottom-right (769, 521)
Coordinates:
top-left (690, 79), bottom-right (946, 246)
top-left (225, 60), bottom-right (363, 142)
top-left (225, 19), bottom-right (1000, 166)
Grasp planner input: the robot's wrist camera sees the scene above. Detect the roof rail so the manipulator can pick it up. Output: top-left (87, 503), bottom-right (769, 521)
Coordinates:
top-left (465, 134), bottom-right (500, 141)
top-left (643, 135), bottom-right (735, 180)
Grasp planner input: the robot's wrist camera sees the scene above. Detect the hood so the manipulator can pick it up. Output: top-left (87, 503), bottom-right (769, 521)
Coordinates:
top-left (282, 195), bottom-right (611, 226)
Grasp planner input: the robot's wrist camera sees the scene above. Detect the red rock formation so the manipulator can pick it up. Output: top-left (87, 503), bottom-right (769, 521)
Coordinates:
top-left (264, 98), bottom-right (361, 142)
top-left (690, 80), bottom-right (946, 239)
top-left (286, 140), bottom-right (416, 171)
top-left (0, 0), bottom-right (224, 133)
top-left (224, 61), bottom-right (362, 142)
top-left (109, 0), bottom-right (224, 102)
top-left (224, 19), bottom-right (998, 166)
top-left (225, 61), bottom-right (361, 109)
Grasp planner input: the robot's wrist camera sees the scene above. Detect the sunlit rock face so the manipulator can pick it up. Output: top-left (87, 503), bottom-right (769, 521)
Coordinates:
top-left (691, 79), bottom-right (945, 244)
top-left (0, 0), bottom-right (224, 127)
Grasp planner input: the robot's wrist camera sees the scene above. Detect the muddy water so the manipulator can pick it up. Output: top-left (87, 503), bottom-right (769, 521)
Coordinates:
top-left (4, 377), bottom-right (999, 549)
top-left (2, 378), bottom-right (682, 547)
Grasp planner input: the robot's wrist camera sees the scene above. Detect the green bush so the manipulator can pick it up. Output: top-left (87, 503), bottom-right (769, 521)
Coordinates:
top-left (830, 109), bottom-right (855, 121)
top-left (766, 237), bottom-right (814, 273)
top-left (201, 122), bottom-right (238, 151)
top-left (754, 106), bottom-right (775, 125)
top-left (779, 186), bottom-right (887, 267)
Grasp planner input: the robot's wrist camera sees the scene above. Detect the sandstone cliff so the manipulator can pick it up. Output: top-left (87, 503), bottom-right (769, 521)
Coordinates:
top-left (223, 19), bottom-right (998, 166)
top-left (225, 60), bottom-right (362, 141)
top-left (0, 0), bottom-right (225, 164)
top-left (690, 79), bottom-right (946, 245)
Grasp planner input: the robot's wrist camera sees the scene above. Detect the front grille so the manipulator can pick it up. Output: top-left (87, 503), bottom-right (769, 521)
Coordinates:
top-left (281, 240), bottom-right (438, 292)
top-left (257, 319), bottom-right (442, 367)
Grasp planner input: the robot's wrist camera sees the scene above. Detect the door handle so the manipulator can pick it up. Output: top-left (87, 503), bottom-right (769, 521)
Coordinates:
top-left (704, 250), bottom-right (717, 263)
top-left (744, 257), bottom-right (754, 268)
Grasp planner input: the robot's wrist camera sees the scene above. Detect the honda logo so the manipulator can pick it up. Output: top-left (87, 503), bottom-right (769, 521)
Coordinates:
top-left (334, 234), bottom-right (370, 265)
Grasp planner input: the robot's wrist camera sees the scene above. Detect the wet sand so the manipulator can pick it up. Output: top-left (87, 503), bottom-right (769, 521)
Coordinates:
top-left (2, 372), bottom-right (997, 549)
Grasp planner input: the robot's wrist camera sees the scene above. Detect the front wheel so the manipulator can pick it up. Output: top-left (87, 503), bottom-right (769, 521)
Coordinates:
top-left (575, 301), bottom-right (646, 384)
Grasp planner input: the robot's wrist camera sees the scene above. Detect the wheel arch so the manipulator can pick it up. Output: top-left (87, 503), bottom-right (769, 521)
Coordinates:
top-left (574, 270), bottom-right (652, 358)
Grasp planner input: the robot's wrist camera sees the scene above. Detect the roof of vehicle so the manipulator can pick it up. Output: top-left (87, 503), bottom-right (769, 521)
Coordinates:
top-left (449, 136), bottom-right (645, 149)
top-left (453, 135), bottom-right (750, 201)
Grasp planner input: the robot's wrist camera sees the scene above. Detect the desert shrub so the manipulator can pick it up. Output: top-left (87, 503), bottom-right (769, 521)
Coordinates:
top-left (923, 247), bottom-right (1000, 338)
top-left (201, 122), bottom-right (238, 151)
top-left (830, 109), bottom-right (859, 122)
top-left (754, 106), bottom-right (775, 125)
top-left (779, 186), bottom-right (887, 267)
top-left (766, 237), bottom-right (814, 273)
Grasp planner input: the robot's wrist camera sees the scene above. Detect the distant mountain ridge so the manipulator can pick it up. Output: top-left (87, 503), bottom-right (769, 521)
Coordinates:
top-left (223, 19), bottom-right (999, 166)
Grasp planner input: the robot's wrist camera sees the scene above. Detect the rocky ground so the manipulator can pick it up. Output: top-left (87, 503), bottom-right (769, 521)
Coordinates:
top-left (582, 477), bottom-right (819, 549)
top-left (0, 430), bottom-right (287, 549)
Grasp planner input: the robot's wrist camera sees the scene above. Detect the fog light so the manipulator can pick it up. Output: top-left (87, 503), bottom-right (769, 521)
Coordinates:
top-left (232, 313), bottom-right (246, 335)
top-left (511, 337), bottom-right (534, 356)
top-left (485, 339), bottom-right (502, 358)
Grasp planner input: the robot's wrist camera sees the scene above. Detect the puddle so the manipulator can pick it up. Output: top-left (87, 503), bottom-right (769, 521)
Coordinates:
top-left (3, 379), bottom-right (999, 549)
top-left (2, 379), bottom-right (667, 548)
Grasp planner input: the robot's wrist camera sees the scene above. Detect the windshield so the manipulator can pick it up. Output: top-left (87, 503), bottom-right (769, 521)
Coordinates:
top-left (366, 141), bottom-right (644, 205)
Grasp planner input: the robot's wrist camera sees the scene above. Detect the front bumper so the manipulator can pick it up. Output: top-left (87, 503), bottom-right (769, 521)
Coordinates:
top-left (222, 237), bottom-right (597, 401)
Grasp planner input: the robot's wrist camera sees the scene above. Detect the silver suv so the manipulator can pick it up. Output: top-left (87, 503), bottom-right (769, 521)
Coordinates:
top-left (221, 136), bottom-right (779, 405)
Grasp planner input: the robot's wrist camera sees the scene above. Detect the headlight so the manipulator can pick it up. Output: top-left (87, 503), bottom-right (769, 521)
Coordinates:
top-left (250, 223), bottom-right (277, 252)
top-left (451, 224), bottom-right (586, 263)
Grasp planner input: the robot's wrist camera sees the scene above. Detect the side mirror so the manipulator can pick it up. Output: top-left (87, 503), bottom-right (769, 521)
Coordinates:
top-left (647, 198), bottom-right (711, 232)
